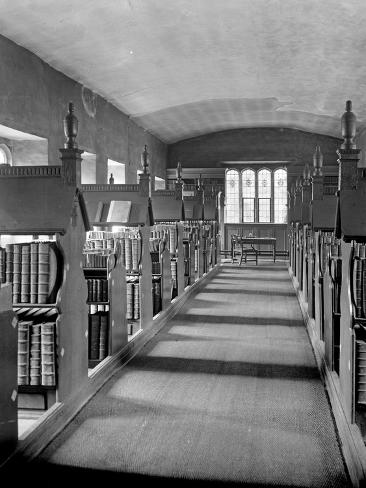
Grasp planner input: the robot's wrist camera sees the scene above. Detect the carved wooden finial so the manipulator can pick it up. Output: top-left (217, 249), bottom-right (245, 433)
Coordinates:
top-left (303, 163), bottom-right (311, 185)
top-left (341, 100), bottom-right (357, 150)
top-left (313, 145), bottom-right (323, 175)
top-left (296, 175), bottom-right (302, 191)
top-left (176, 161), bottom-right (182, 181)
top-left (142, 145), bottom-right (149, 174)
top-left (64, 102), bottom-right (78, 149)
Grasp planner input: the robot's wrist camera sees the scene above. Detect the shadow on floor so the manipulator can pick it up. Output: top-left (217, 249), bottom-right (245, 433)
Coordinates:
top-left (127, 355), bottom-right (320, 380)
top-left (173, 313), bottom-right (304, 327)
top-left (3, 459), bottom-right (334, 488)
top-left (197, 288), bottom-right (294, 297)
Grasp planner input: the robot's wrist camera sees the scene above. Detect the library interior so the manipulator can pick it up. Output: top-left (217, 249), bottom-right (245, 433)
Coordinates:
top-left (1, 1), bottom-right (366, 487)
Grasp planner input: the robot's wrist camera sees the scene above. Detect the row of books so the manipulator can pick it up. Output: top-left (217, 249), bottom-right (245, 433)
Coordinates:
top-left (152, 278), bottom-right (162, 316)
top-left (171, 259), bottom-right (177, 289)
top-left (151, 225), bottom-right (177, 254)
top-left (18, 320), bottom-right (56, 386)
top-left (151, 251), bottom-right (161, 275)
top-left (121, 237), bottom-right (141, 272)
top-left (88, 308), bottom-right (109, 361)
top-left (2, 242), bottom-right (58, 304)
top-left (83, 253), bottom-right (109, 268)
top-left (353, 244), bottom-right (366, 319)
top-left (85, 238), bottom-right (115, 251)
top-left (356, 340), bottom-right (366, 405)
top-left (149, 238), bottom-right (161, 253)
top-left (86, 279), bottom-right (108, 302)
top-left (126, 280), bottom-right (140, 320)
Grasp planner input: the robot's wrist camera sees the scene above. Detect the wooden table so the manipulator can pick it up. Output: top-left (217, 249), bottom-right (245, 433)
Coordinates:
top-left (231, 236), bottom-right (277, 264)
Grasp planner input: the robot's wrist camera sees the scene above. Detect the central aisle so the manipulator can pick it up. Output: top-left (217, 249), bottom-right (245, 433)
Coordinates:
top-left (28, 263), bottom-right (350, 486)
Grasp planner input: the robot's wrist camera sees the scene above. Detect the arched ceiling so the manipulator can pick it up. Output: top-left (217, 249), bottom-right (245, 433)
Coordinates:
top-left (0, 0), bottom-right (365, 143)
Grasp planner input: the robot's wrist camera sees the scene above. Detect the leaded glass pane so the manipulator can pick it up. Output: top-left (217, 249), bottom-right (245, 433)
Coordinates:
top-left (258, 169), bottom-right (271, 198)
top-left (274, 168), bottom-right (287, 223)
top-left (225, 170), bottom-right (239, 223)
top-left (241, 169), bottom-right (255, 198)
top-left (259, 198), bottom-right (271, 222)
top-left (242, 198), bottom-right (255, 222)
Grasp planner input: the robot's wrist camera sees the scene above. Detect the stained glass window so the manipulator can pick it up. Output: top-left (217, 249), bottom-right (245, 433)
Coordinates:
top-left (224, 167), bottom-right (287, 224)
top-left (225, 170), bottom-right (239, 223)
top-left (274, 168), bottom-right (287, 223)
top-left (258, 169), bottom-right (271, 222)
top-left (242, 169), bottom-right (255, 222)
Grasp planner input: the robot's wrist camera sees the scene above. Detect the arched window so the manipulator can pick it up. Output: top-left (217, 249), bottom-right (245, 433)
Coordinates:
top-left (258, 169), bottom-right (271, 222)
top-left (241, 169), bottom-right (255, 222)
top-left (225, 170), bottom-right (239, 223)
top-left (0, 144), bottom-right (11, 165)
top-left (274, 168), bottom-right (287, 223)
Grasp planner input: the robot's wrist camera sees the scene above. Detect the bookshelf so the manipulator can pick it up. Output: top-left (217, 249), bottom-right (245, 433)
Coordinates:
top-left (82, 148), bottom-right (154, 342)
top-left (151, 173), bottom-right (185, 300)
top-left (83, 243), bottom-right (125, 370)
top-left (0, 112), bottom-right (90, 460)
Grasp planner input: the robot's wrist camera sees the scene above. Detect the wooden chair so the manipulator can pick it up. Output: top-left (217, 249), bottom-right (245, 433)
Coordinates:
top-left (238, 241), bottom-right (258, 265)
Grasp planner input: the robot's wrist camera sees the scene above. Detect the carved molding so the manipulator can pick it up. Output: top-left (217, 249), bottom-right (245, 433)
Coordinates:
top-left (81, 184), bottom-right (139, 192)
top-left (0, 166), bottom-right (62, 177)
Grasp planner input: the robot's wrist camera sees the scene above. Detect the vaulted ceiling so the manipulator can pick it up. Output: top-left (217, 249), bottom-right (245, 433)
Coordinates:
top-left (1, 0), bottom-right (365, 143)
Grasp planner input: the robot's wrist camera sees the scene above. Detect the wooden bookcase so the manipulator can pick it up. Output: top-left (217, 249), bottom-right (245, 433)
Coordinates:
top-left (0, 157), bottom-right (90, 461)
top-left (83, 240), bottom-right (126, 369)
top-left (82, 167), bottom-right (154, 341)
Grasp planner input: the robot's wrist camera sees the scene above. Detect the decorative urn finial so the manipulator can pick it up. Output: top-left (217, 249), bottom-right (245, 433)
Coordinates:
top-left (142, 145), bottom-right (149, 174)
top-left (341, 100), bottom-right (357, 150)
top-left (109, 173), bottom-right (114, 184)
top-left (64, 102), bottom-right (78, 149)
top-left (303, 163), bottom-right (311, 185)
top-left (295, 175), bottom-right (303, 192)
top-left (176, 161), bottom-right (182, 182)
top-left (313, 145), bottom-right (323, 175)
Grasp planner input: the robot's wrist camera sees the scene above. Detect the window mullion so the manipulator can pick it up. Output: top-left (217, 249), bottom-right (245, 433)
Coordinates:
top-left (239, 170), bottom-right (243, 223)
top-left (271, 170), bottom-right (274, 223)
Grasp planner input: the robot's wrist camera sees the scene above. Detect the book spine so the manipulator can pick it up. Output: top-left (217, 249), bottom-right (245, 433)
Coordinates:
top-left (30, 242), bottom-right (39, 304)
top-left (30, 323), bottom-right (42, 385)
top-left (5, 243), bottom-right (13, 284)
top-left (133, 282), bottom-right (140, 320)
top-left (102, 279), bottom-right (108, 302)
top-left (21, 244), bottom-right (31, 303)
top-left (120, 238), bottom-right (126, 268)
top-left (12, 244), bottom-right (22, 304)
top-left (89, 313), bottom-right (101, 360)
top-left (125, 238), bottom-right (132, 272)
top-left (99, 312), bottom-right (109, 360)
top-left (38, 242), bottom-right (50, 304)
top-left (126, 282), bottom-right (134, 319)
top-left (0, 247), bottom-right (6, 284)
top-left (18, 321), bottom-right (30, 385)
top-left (41, 322), bottom-right (56, 386)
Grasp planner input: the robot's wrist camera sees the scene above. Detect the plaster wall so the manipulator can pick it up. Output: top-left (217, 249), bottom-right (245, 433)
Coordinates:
top-left (168, 128), bottom-right (342, 176)
top-left (0, 35), bottom-right (167, 183)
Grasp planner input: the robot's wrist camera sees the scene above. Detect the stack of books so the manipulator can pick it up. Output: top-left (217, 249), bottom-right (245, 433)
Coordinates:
top-left (17, 320), bottom-right (56, 386)
top-left (126, 279), bottom-right (140, 320)
top-left (151, 251), bottom-right (161, 275)
top-left (83, 253), bottom-right (109, 268)
top-left (88, 304), bottom-right (109, 362)
top-left (86, 279), bottom-right (108, 302)
top-left (4, 242), bottom-right (58, 304)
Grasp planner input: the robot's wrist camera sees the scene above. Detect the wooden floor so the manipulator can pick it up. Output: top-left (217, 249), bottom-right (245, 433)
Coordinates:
top-left (7, 262), bottom-right (351, 487)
